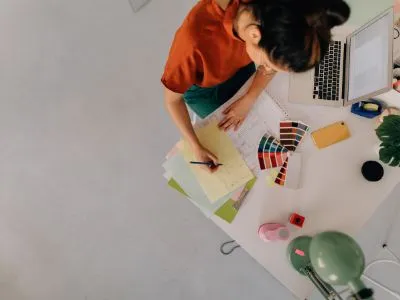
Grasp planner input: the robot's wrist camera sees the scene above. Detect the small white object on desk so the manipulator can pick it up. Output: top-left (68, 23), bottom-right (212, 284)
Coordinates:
top-left (284, 152), bottom-right (302, 190)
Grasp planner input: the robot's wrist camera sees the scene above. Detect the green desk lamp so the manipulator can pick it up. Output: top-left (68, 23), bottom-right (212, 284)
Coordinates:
top-left (287, 231), bottom-right (374, 300)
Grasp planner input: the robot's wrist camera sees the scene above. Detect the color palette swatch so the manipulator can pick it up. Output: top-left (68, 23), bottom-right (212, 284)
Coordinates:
top-left (274, 157), bottom-right (289, 186)
top-left (258, 135), bottom-right (289, 170)
top-left (258, 121), bottom-right (310, 189)
top-left (279, 121), bottom-right (310, 152)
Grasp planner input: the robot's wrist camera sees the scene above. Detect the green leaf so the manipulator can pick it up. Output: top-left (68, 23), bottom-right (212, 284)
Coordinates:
top-left (379, 142), bottom-right (400, 167)
top-left (376, 115), bottom-right (400, 143)
top-left (376, 115), bottom-right (400, 167)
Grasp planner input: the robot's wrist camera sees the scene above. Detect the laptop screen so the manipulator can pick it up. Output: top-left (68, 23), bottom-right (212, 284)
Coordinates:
top-left (347, 10), bottom-right (393, 101)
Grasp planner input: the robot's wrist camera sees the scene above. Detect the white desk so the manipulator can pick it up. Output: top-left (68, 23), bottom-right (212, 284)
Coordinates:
top-left (210, 73), bottom-right (400, 299)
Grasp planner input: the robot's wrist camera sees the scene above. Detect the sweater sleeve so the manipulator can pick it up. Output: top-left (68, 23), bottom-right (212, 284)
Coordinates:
top-left (161, 30), bottom-right (203, 94)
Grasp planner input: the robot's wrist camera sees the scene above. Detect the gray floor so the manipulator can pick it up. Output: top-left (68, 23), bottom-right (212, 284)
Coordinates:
top-left (0, 0), bottom-right (398, 299)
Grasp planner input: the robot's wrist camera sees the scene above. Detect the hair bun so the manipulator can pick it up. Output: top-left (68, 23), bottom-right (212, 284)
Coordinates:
top-left (325, 0), bottom-right (350, 28)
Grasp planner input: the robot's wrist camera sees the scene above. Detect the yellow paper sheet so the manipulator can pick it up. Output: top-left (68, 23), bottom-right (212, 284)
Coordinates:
top-left (183, 121), bottom-right (254, 202)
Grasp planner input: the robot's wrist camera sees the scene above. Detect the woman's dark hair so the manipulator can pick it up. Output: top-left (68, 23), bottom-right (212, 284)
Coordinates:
top-left (246, 0), bottom-right (350, 72)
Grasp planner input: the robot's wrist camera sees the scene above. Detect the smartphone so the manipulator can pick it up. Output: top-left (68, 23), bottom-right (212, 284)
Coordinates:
top-left (311, 121), bottom-right (350, 149)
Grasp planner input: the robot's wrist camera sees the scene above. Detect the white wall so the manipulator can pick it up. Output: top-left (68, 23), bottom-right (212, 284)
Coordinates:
top-left (0, 0), bottom-right (398, 300)
top-left (0, 0), bottom-right (296, 299)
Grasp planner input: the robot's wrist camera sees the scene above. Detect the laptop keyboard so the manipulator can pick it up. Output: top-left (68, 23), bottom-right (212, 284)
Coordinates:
top-left (313, 41), bottom-right (342, 101)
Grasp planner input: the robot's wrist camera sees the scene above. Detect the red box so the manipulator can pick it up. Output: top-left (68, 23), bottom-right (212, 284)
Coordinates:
top-left (289, 213), bottom-right (305, 228)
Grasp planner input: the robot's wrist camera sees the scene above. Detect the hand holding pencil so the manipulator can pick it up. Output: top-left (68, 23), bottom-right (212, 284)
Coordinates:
top-left (192, 145), bottom-right (221, 173)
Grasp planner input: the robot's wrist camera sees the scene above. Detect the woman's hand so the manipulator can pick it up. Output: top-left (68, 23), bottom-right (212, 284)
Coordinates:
top-left (218, 94), bottom-right (255, 131)
top-left (193, 144), bottom-right (220, 173)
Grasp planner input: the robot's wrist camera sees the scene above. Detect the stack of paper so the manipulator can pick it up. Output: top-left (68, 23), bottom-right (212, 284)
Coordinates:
top-left (162, 76), bottom-right (288, 222)
top-left (162, 151), bottom-right (232, 217)
top-left (162, 122), bottom-right (256, 223)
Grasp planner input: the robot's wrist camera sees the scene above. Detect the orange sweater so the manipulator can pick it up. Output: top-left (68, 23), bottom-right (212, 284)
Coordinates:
top-left (161, 0), bottom-right (252, 94)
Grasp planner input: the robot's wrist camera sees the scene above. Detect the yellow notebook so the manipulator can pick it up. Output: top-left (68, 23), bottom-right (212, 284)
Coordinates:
top-left (183, 121), bottom-right (254, 202)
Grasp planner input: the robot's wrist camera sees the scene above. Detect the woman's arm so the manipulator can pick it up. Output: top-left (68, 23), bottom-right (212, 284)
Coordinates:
top-left (164, 88), bottom-right (200, 149)
top-left (218, 66), bottom-right (276, 131)
top-left (246, 66), bottom-right (277, 106)
top-left (164, 88), bottom-right (220, 172)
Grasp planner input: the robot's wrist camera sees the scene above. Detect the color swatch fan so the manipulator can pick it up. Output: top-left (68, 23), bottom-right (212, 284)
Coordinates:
top-left (279, 121), bottom-right (310, 151)
top-left (258, 135), bottom-right (289, 170)
top-left (258, 121), bottom-right (310, 189)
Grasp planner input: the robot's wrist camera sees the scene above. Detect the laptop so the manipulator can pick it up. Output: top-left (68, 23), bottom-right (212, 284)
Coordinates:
top-left (289, 7), bottom-right (394, 107)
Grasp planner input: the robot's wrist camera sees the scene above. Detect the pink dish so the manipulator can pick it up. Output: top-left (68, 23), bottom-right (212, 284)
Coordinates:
top-left (258, 223), bottom-right (290, 242)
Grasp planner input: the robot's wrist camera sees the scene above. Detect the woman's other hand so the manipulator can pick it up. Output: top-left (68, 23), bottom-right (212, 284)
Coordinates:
top-left (218, 94), bottom-right (254, 131)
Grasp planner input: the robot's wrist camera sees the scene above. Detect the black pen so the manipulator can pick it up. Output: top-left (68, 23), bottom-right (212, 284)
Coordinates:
top-left (190, 161), bottom-right (223, 167)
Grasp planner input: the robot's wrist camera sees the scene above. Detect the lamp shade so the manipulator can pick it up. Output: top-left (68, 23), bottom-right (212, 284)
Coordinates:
top-left (310, 231), bottom-right (365, 285)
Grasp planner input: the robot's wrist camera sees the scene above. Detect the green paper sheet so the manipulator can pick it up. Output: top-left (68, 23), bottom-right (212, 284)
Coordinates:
top-left (214, 199), bottom-right (237, 224)
top-left (168, 178), bottom-right (189, 197)
top-left (245, 177), bottom-right (257, 190)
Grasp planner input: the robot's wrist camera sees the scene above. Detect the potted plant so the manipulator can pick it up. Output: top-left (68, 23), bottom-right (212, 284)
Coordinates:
top-left (375, 115), bottom-right (400, 167)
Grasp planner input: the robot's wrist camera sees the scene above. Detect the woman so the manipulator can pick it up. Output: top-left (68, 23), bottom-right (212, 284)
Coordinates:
top-left (162, 0), bottom-right (350, 172)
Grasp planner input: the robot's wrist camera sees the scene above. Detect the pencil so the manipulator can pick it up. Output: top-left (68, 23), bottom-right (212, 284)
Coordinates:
top-left (190, 161), bottom-right (223, 167)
